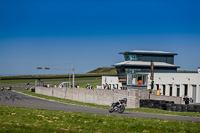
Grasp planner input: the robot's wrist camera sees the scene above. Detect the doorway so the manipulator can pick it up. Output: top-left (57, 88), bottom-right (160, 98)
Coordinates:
top-left (184, 84), bottom-right (188, 96)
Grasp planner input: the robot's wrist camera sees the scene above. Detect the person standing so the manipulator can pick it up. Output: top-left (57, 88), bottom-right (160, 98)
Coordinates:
top-left (157, 88), bottom-right (161, 95)
top-left (137, 80), bottom-right (142, 85)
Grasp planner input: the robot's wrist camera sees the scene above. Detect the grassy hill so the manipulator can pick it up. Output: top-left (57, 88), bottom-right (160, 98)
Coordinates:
top-left (86, 67), bottom-right (117, 75)
top-left (0, 67), bottom-right (117, 81)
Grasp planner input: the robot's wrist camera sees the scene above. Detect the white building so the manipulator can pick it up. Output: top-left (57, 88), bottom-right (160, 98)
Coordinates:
top-left (102, 50), bottom-right (200, 103)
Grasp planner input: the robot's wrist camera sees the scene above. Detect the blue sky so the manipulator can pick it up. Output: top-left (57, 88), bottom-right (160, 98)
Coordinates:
top-left (0, 0), bottom-right (200, 75)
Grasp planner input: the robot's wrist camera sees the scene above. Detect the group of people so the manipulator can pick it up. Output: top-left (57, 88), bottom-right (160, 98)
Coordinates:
top-left (103, 83), bottom-right (110, 90)
top-left (151, 88), bottom-right (161, 95)
top-left (86, 83), bottom-right (93, 89)
top-left (103, 83), bottom-right (117, 90)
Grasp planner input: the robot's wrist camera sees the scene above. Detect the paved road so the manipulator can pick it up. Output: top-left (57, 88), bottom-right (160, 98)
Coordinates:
top-left (1, 91), bottom-right (200, 122)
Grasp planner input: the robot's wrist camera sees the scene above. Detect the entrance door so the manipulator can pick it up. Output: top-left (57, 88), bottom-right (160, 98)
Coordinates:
top-left (177, 85), bottom-right (180, 97)
top-left (192, 85), bottom-right (197, 103)
top-left (169, 85), bottom-right (173, 96)
top-left (184, 84), bottom-right (188, 96)
top-left (163, 85), bottom-right (165, 95)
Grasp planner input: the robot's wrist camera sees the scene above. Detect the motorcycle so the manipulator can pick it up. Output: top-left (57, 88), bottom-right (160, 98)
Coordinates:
top-left (109, 98), bottom-right (127, 113)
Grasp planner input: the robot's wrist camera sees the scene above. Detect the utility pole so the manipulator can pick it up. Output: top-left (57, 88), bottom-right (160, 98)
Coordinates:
top-left (149, 60), bottom-right (154, 99)
top-left (72, 63), bottom-right (75, 88)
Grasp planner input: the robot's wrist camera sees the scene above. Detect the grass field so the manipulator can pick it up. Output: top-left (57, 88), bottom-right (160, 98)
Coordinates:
top-left (0, 105), bottom-right (200, 133)
top-left (0, 76), bottom-right (101, 87)
top-left (16, 90), bottom-right (200, 118)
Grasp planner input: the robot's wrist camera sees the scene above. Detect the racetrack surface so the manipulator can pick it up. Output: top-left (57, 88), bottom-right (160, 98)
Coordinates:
top-left (1, 90), bottom-right (200, 122)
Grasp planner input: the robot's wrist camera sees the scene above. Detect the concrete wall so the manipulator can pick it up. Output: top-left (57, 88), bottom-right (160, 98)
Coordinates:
top-left (36, 87), bottom-right (182, 108)
top-left (36, 87), bottom-right (140, 108)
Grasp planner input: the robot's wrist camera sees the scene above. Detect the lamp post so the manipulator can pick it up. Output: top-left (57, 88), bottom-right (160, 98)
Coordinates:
top-left (149, 60), bottom-right (154, 99)
top-left (36, 63), bottom-right (75, 88)
top-left (150, 60), bottom-right (154, 90)
top-left (72, 63), bottom-right (75, 88)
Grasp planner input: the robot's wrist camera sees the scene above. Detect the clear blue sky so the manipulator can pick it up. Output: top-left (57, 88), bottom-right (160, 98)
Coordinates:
top-left (0, 0), bottom-right (200, 75)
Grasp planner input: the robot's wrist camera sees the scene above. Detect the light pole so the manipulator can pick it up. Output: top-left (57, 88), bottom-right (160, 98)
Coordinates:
top-left (72, 63), bottom-right (75, 88)
top-left (36, 63), bottom-right (75, 88)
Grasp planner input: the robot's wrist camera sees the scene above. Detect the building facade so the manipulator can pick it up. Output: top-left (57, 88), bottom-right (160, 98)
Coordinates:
top-left (102, 50), bottom-right (200, 103)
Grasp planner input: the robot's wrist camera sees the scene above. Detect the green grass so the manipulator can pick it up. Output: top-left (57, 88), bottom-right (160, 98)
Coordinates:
top-left (76, 81), bottom-right (102, 88)
top-left (0, 79), bottom-right (36, 85)
top-left (0, 105), bottom-right (200, 133)
top-left (87, 67), bottom-right (117, 74)
top-left (0, 77), bottom-right (101, 86)
top-left (16, 90), bottom-right (200, 118)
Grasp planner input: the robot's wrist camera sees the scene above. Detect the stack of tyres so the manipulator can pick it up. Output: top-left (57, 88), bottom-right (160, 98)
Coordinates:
top-left (148, 103), bottom-right (155, 108)
top-left (140, 100), bottom-right (151, 108)
top-left (154, 101), bottom-right (163, 109)
top-left (166, 103), bottom-right (173, 111)
top-left (139, 100), bottom-right (144, 107)
top-left (171, 104), bottom-right (177, 112)
top-left (140, 99), bottom-right (200, 112)
top-left (187, 105), bottom-right (195, 112)
top-left (166, 101), bottom-right (174, 104)
top-left (194, 105), bottom-right (200, 112)
top-left (176, 104), bottom-right (182, 112)
top-left (160, 103), bottom-right (167, 110)
top-left (181, 105), bottom-right (188, 112)
top-left (150, 100), bottom-right (157, 109)
top-left (152, 100), bottom-right (161, 109)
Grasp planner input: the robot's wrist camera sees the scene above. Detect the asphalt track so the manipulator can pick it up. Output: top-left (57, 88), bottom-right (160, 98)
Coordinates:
top-left (1, 91), bottom-right (200, 122)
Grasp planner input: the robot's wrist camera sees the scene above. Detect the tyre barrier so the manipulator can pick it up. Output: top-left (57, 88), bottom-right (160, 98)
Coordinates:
top-left (140, 99), bottom-right (200, 112)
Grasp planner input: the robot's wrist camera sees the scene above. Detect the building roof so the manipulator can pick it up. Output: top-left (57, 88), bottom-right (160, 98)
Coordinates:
top-left (113, 61), bottom-right (180, 68)
top-left (119, 50), bottom-right (177, 55)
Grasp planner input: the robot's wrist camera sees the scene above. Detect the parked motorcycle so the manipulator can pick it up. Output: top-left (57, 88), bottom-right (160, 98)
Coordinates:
top-left (109, 98), bottom-right (127, 113)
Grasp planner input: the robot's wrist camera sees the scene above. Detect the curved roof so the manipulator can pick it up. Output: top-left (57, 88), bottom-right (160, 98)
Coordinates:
top-left (113, 61), bottom-right (180, 68)
top-left (119, 50), bottom-right (177, 55)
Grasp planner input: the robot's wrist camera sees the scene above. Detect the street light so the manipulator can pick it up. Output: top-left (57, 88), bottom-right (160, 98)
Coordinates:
top-left (36, 63), bottom-right (75, 88)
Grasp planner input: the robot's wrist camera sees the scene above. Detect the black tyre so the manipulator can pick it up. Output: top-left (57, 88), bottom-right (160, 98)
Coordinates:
top-left (171, 105), bottom-right (177, 112)
top-left (181, 105), bottom-right (188, 112)
top-left (187, 105), bottom-right (195, 112)
top-left (194, 105), bottom-right (200, 112)
top-left (109, 107), bottom-right (114, 113)
top-left (176, 105), bottom-right (182, 112)
top-left (118, 105), bottom-right (125, 113)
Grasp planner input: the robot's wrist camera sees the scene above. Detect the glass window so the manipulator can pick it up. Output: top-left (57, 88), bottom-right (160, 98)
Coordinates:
top-left (125, 54), bottom-right (139, 61)
top-left (124, 55), bottom-right (129, 61)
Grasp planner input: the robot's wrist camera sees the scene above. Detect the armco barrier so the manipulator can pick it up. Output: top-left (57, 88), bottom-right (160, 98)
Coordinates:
top-left (35, 87), bottom-right (140, 108)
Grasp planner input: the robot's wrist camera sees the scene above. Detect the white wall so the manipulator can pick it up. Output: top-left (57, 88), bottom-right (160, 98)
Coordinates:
top-left (102, 69), bottom-right (200, 103)
top-left (197, 68), bottom-right (200, 103)
top-left (148, 72), bottom-right (199, 103)
top-left (102, 76), bottom-right (122, 89)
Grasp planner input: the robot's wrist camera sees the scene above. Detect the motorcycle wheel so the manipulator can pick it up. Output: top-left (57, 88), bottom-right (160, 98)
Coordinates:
top-left (118, 105), bottom-right (125, 113)
top-left (109, 107), bottom-right (114, 113)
